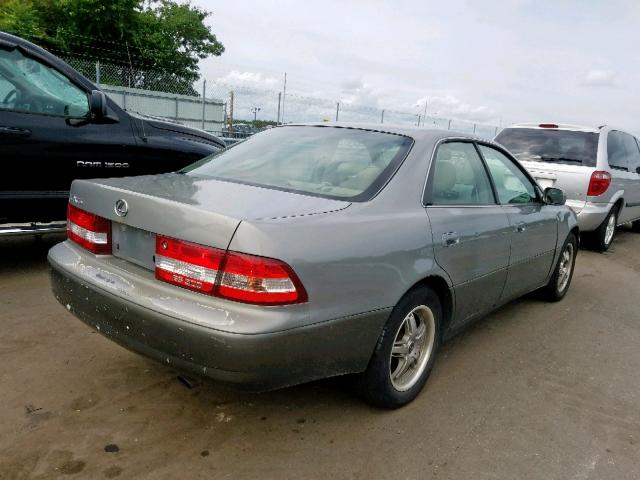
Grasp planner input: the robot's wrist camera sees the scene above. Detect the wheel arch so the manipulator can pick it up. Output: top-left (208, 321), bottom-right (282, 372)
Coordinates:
top-left (401, 275), bottom-right (454, 338)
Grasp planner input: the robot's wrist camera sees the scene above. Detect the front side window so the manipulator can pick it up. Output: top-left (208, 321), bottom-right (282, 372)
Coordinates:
top-left (479, 145), bottom-right (538, 204)
top-left (184, 126), bottom-right (413, 201)
top-left (0, 47), bottom-right (89, 117)
top-left (426, 142), bottom-right (495, 205)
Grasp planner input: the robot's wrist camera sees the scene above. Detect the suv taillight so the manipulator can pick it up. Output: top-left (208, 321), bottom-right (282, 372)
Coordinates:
top-left (587, 171), bottom-right (612, 197)
top-left (67, 204), bottom-right (112, 254)
top-left (155, 235), bottom-right (307, 305)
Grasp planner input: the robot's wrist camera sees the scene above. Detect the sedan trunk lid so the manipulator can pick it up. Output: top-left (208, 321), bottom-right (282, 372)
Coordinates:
top-left (69, 173), bottom-right (350, 260)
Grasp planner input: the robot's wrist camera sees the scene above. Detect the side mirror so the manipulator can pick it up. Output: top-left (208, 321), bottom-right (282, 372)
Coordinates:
top-left (544, 187), bottom-right (566, 205)
top-left (89, 90), bottom-right (107, 119)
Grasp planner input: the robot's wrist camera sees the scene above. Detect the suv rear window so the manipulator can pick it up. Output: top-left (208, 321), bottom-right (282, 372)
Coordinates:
top-left (495, 128), bottom-right (599, 167)
top-left (183, 126), bottom-right (413, 201)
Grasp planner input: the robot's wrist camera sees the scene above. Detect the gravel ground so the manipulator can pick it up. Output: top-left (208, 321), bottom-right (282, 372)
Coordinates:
top-left (1, 230), bottom-right (639, 480)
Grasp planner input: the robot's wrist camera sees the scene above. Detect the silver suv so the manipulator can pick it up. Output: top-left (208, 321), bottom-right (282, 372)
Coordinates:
top-left (495, 123), bottom-right (640, 251)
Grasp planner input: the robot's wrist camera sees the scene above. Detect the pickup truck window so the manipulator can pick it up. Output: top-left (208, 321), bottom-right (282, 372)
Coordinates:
top-left (0, 47), bottom-right (89, 118)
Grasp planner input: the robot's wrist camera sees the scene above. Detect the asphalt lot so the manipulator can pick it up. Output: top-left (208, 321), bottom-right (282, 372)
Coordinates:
top-left (1, 230), bottom-right (640, 480)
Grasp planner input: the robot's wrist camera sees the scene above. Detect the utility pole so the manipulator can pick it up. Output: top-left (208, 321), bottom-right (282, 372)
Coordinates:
top-left (417, 114), bottom-right (421, 126)
top-left (251, 106), bottom-right (261, 122)
top-left (335, 102), bottom-right (340, 122)
top-left (201, 80), bottom-right (206, 130)
top-left (277, 92), bottom-right (282, 124)
top-left (228, 90), bottom-right (234, 134)
top-left (281, 72), bottom-right (287, 123)
top-left (380, 109), bottom-right (385, 124)
top-left (422, 99), bottom-right (428, 127)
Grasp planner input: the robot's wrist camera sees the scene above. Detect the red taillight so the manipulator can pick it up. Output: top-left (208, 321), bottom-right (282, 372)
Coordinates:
top-left (217, 251), bottom-right (307, 305)
top-left (154, 235), bottom-right (307, 305)
top-left (539, 123), bottom-right (559, 128)
top-left (588, 171), bottom-right (612, 197)
top-left (67, 204), bottom-right (112, 254)
top-left (155, 235), bottom-right (224, 294)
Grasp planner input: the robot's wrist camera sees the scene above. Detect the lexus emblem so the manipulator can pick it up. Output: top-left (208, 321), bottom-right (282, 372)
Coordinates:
top-left (114, 199), bottom-right (128, 217)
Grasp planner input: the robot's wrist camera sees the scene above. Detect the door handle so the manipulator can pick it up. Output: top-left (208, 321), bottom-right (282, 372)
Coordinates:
top-left (516, 222), bottom-right (526, 233)
top-left (0, 126), bottom-right (31, 137)
top-left (442, 232), bottom-right (460, 247)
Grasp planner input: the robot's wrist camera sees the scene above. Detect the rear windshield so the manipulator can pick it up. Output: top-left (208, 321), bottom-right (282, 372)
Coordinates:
top-left (495, 128), bottom-right (599, 167)
top-left (183, 126), bottom-right (413, 201)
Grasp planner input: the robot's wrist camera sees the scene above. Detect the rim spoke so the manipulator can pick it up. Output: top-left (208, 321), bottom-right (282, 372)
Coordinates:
top-left (392, 340), bottom-right (410, 357)
top-left (406, 313), bottom-right (418, 335)
top-left (392, 356), bottom-right (411, 380)
top-left (414, 322), bottom-right (426, 341)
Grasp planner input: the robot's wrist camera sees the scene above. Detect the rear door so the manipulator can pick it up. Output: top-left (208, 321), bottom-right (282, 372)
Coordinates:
top-left (478, 144), bottom-right (558, 300)
top-left (424, 141), bottom-right (512, 328)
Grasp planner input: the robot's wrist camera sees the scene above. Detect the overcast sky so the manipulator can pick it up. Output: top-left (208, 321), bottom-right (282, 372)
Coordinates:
top-left (197, 0), bottom-right (639, 132)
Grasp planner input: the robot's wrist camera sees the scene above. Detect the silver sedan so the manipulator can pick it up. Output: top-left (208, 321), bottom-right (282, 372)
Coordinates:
top-left (48, 124), bottom-right (578, 408)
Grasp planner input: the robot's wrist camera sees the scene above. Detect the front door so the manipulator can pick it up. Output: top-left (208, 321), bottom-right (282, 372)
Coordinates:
top-left (0, 44), bottom-right (137, 223)
top-left (478, 144), bottom-right (558, 300)
top-left (425, 141), bottom-right (512, 328)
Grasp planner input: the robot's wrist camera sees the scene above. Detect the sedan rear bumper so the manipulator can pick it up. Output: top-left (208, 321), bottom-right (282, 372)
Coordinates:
top-left (49, 251), bottom-right (389, 391)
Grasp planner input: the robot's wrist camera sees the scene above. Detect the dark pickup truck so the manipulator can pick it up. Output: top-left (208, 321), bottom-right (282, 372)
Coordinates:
top-left (0, 32), bottom-right (224, 235)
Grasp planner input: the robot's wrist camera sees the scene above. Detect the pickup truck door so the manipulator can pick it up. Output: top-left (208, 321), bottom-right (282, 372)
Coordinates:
top-left (425, 141), bottom-right (512, 329)
top-left (477, 144), bottom-right (558, 300)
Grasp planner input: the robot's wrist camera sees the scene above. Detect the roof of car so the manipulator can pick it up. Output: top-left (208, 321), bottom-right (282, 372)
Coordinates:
top-left (505, 123), bottom-right (602, 133)
top-left (283, 122), bottom-right (481, 141)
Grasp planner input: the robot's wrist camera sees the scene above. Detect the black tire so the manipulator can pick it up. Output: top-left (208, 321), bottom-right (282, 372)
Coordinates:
top-left (356, 286), bottom-right (442, 409)
top-left (586, 206), bottom-right (618, 252)
top-left (632, 220), bottom-right (640, 232)
top-left (539, 233), bottom-right (578, 302)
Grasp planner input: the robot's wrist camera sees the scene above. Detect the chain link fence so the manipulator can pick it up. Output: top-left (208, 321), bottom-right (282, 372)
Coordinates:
top-left (61, 55), bottom-right (500, 143)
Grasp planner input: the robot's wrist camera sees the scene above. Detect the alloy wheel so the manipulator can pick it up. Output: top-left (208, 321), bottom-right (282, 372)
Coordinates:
top-left (389, 305), bottom-right (436, 392)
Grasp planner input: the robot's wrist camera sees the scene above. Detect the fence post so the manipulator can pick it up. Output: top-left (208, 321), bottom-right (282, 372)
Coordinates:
top-left (122, 90), bottom-right (127, 110)
top-left (494, 126), bottom-right (498, 136)
top-left (473, 123), bottom-right (477, 134)
top-left (447, 119), bottom-right (451, 130)
top-left (95, 61), bottom-right (100, 85)
top-left (201, 80), bottom-right (207, 131)
top-left (228, 91), bottom-right (234, 133)
top-left (417, 114), bottom-right (421, 126)
top-left (277, 92), bottom-right (282, 124)
top-left (335, 102), bottom-right (340, 122)
top-left (175, 96), bottom-right (179, 121)
top-left (380, 109), bottom-right (385, 124)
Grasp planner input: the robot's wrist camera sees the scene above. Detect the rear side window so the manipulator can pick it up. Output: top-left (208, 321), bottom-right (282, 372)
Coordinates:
top-left (479, 145), bottom-right (538, 205)
top-left (607, 131), bottom-right (628, 170)
top-left (184, 126), bottom-right (413, 201)
top-left (495, 128), bottom-right (599, 167)
top-left (608, 130), bottom-right (640, 173)
top-left (426, 142), bottom-right (495, 205)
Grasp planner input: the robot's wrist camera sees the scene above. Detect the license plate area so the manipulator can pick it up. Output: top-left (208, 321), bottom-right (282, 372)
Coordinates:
top-left (112, 223), bottom-right (155, 270)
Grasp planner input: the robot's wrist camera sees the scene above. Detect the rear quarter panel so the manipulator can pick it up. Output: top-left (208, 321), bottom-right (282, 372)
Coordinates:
top-left (229, 203), bottom-right (444, 327)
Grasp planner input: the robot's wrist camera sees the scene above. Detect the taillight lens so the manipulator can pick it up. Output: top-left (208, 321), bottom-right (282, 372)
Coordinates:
top-left (154, 235), bottom-right (307, 305)
top-left (218, 251), bottom-right (307, 305)
top-left (67, 204), bottom-right (112, 254)
top-left (155, 235), bottom-right (224, 294)
top-left (588, 171), bottom-right (612, 197)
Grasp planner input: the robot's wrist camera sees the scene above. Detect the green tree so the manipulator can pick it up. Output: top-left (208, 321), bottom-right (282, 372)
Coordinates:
top-left (0, 0), bottom-right (224, 94)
